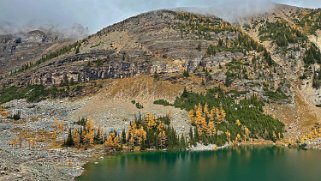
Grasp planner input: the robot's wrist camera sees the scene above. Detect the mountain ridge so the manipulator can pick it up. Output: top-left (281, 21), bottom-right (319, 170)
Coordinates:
top-left (1, 5), bottom-right (321, 136)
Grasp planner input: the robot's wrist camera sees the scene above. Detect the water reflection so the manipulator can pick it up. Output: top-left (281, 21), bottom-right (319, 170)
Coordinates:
top-left (78, 146), bottom-right (321, 181)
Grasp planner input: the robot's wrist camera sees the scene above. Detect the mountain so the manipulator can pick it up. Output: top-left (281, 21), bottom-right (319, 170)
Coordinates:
top-left (0, 10), bottom-right (286, 93)
top-left (1, 4), bottom-right (321, 136)
top-left (0, 5), bottom-right (321, 145)
top-left (2, 4), bottom-right (321, 180)
top-left (0, 29), bottom-right (73, 76)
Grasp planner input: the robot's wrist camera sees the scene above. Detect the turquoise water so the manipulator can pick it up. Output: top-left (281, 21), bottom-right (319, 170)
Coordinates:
top-left (77, 146), bottom-right (321, 181)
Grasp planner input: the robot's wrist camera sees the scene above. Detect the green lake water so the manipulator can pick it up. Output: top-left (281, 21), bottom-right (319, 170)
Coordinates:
top-left (77, 146), bottom-right (321, 181)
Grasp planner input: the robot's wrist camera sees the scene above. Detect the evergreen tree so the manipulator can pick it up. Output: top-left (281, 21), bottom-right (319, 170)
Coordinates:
top-left (141, 137), bottom-right (147, 150)
top-left (65, 128), bottom-right (74, 147)
top-left (194, 126), bottom-right (199, 143)
top-left (180, 134), bottom-right (187, 150)
top-left (189, 127), bottom-right (195, 146)
top-left (182, 87), bottom-right (189, 98)
top-left (121, 128), bottom-right (127, 144)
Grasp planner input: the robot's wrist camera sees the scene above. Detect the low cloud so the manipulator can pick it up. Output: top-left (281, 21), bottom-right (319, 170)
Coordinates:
top-left (0, 0), bottom-right (320, 35)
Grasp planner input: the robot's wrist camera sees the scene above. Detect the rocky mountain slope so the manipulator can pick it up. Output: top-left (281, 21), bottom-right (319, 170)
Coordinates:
top-left (1, 4), bottom-right (321, 180)
top-left (237, 5), bottom-right (321, 136)
top-left (0, 9), bottom-right (289, 101)
top-left (0, 29), bottom-right (74, 77)
top-left (2, 5), bottom-right (321, 133)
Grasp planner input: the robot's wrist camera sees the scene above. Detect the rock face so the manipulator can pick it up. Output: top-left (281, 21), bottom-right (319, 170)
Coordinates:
top-left (3, 7), bottom-right (321, 107)
top-left (2, 10), bottom-right (286, 99)
top-left (0, 30), bottom-right (68, 75)
top-left (2, 11), bottom-right (202, 85)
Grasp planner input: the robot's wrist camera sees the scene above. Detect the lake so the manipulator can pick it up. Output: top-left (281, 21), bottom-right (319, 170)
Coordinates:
top-left (77, 146), bottom-right (321, 181)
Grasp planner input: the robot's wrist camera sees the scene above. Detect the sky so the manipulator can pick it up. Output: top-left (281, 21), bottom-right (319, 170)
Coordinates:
top-left (0, 0), bottom-right (320, 35)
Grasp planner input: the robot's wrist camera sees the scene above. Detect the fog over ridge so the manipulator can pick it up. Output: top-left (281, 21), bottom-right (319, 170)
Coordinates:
top-left (0, 0), bottom-right (320, 35)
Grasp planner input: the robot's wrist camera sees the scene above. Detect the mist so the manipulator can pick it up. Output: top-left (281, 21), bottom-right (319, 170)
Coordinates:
top-left (0, 0), bottom-right (320, 36)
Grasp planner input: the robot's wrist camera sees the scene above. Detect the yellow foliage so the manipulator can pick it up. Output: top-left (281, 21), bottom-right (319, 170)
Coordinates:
top-left (53, 119), bottom-right (64, 134)
top-left (146, 113), bottom-right (157, 129)
top-left (235, 119), bottom-right (241, 127)
top-left (105, 131), bottom-right (120, 149)
top-left (128, 121), bottom-right (147, 146)
top-left (194, 104), bottom-right (207, 136)
top-left (0, 107), bottom-right (10, 118)
top-left (72, 129), bottom-right (81, 147)
top-left (225, 131), bottom-right (231, 141)
top-left (195, 103), bottom-right (203, 120)
top-left (218, 107), bottom-right (226, 123)
top-left (207, 121), bottom-right (216, 136)
top-left (86, 119), bottom-right (94, 131)
top-left (188, 110), bottom-right (195, 124)
top-left (209, 107), bottom-right (226, 125)
top-left (204, 103), bottom-right (209, 116)
top-left (244, 127), bottom-right (250, 140)
top-left (235, 134), bottom-right (241, 142)
top-left (157, 122), bottom-right (166, 132)
top-left (190, 104), bottom-right (228, 136)
top-left (84, 119), bottom-right (95, 145)
top-left (209, 108), bottom-right (217, 122)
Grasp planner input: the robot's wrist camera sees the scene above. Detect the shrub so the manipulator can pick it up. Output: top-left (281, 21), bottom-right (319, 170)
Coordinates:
top-left (74, 117), bottom-right (87, 127)
top-left (183, 70), bottom-right (190, 77)
top-left (10, 111), bottom-right (21, 120)
top-left (135, 102), bottom-right (144, 109)
top-left (153, 99), bottom-right (172, 106)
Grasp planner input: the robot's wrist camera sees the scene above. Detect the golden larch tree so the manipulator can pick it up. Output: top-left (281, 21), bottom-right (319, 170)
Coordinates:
top-left (188, 110), bottom-right (195, 124)
top-left (105, 131), bottom-right (119, 150)
top-left (84, 119), bottom-right (95, 145)
top-left (146, 114), bottom-right (157, 129)
top-left (72, 129), bottom-right (81, 147)
top-left (207, 121), bottom-right (216, 136)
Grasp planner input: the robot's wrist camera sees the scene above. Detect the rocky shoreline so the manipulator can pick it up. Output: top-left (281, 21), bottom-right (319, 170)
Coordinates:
top-left (0, 97), bottom-right (188, 181)
top-left (1, 98), bottom-right (321, 181)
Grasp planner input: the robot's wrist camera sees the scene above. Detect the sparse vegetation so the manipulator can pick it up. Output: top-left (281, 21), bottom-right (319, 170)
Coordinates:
top-left (176, 12), bottom-right (234, 40)
top-left (207, 33), bottom-right (264, 55)
top-left (10, 111), bottom-right (21, 120)
top-left (135, 102), bottom-right (144, 109)
top-left (298, 9), bottom-right (321, 35)
top-left (153, 99), bottom-right (172, 106)
top-left (61, 115), bottom-right (187, 151)
top-left (263, 87), bottom-right (288, 101)
top-left (0, 84), bottom-right (84, 104)
top-left (14, 42), bottom-right (81, 74)
top-left (312, 68), bottom-right (321, 89)
top-left (259, 21), bottom-right (307, 47)
top-left (303, 44), bottom-right (321, 65)
top-left (183, 70), bottom-right (189, 77)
